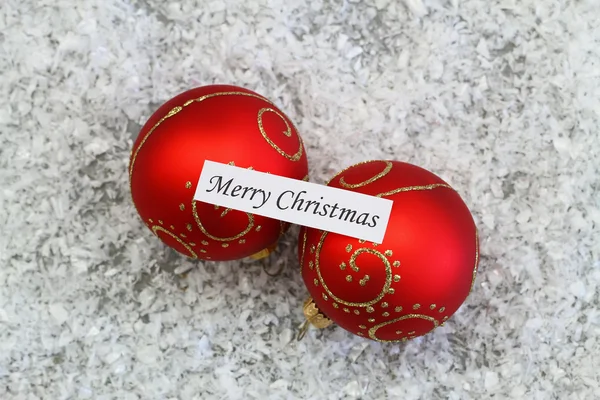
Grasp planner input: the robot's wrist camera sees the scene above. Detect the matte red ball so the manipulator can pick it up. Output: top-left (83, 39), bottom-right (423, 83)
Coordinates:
top-left (130, 85), bottom-right (308, 261)
top-left (299, 160), bottom-right (479, 342)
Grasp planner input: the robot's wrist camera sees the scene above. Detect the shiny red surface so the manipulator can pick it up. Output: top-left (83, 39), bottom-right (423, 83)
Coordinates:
top-left (299, 161), bottom-right (479, 342)
top-left (130, 85), bottom-right (308, 261)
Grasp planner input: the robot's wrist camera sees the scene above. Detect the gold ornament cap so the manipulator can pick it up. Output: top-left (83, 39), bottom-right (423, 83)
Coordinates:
top-left (297, 297), bottom-right (333, 340)
top-left (248, 242), bottom-right (278, 260)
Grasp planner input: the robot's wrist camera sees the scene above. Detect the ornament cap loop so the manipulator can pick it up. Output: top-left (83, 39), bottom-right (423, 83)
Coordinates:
top-left (296, 320), bottom-right (310, 341)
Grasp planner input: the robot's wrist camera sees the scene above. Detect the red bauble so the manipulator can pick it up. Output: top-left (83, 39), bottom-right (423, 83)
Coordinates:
top-left (130, 85), bottom-right (308, 261)
top-left (299, 160), bottom-right (479, 342)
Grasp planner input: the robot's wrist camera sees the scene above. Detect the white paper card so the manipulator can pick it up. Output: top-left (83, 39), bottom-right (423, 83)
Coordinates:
top-left (194, 161), bottom-right (393, 243)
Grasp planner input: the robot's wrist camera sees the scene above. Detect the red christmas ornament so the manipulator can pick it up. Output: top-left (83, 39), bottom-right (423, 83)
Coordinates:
top-left (298, 160), bottom-right (479, 342)
top-left (129, 85), bottom-right (308, 261)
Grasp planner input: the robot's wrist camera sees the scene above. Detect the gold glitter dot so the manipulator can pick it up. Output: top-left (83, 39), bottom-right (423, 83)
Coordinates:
top-left (385, 250), bottom-right (393, 257)
top-left (413, 304), bottom-right (420, 310)
top-left (395, 330), bottom-right (402, 334)
top-left (222, 243), bottom-right (229, 248)
top-left (359, 325), bottom-right (366, 329)
top-left (228, 161), bottom-right (235, 166)
top-left (353, 310), bottom-right (360, 315)
top-left (393, 275), bottom-right (401, 282)
top-left (256, 226), bottom-right (262, 232)
top-left (393, 261), bottom-right (400, 267)
top-left (409, 331), bottom-right (416, 335)
top-left (201, 241), bottom-right (209, 246)
top-left (381, 302), bottom-right (388, 308)
top-left (308, 261), bottom-right (314, 269)
top-left (158, 220), bottom-right (163, 225)
top-left (186, 224), bottom-right (192, 231)
top-left (239, 239), bottom-right (246, 244)
top-left (310, 245), bottom-right (315, 254)
top-left (430, 304), bottom-right (436, 310)
top-left (366, 306), bottom-right (374, 313)
top-left (332, 303), bottom-right (339, 309)
top-left (346, 275), bottom-right (353, 282)
top-left (313, 279), bottom-right (319, 286)
top-left (189, 242), bottom-right (196, 246)
top-left (180, 233), bottom-right (187, 238)
top-left (179, 203), bottom-right (185, 211)
top-left (357, 332), bottom-right (364, 336)
top-left (200, 249), bottom-right (207, 253)
top-left (443, 316), bottom-right (449, 321)
top-left (339, 262), bottom-right (346, 270)
top-left (346, 244), bottom-right (352, 252)
top-left (402, 337), bottom-right (407, 342)
top-left (382, 312), bottom-right (390, 317)
top-left (395, 306), bottom-right (402, 312)
top-left (343, 308), bottom-right (350, 313)
top-left (359, 275), bottom-right (370, 286)
top-left (439, 307), bottom-right (446, 313)
top-left (169, 225), bottom-right (175, 230)
top-left (185, 181), bottom-right (192, 189)
top-left (358, 239), bottom-right (366, 244)
top-left (388, 288), bottom-right (395, 294)
top-left (322, 293), bottom-right (328, 301)
top-left (368, 318), bottom-right (375, 323)
top-left (149, 219), bottom-right (154, 223)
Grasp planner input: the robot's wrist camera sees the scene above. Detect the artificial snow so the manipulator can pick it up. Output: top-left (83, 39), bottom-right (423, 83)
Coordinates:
top-left (1, 0), bottom-right (599, 399)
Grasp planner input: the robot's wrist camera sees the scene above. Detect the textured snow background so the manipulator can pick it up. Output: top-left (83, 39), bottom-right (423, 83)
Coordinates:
top-left (1, 0), bottom-right (599, 399)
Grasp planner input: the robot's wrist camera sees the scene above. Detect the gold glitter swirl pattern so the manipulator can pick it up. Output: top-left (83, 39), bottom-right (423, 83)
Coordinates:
top-left (129, 91), bottom-right (276, 182)
top-left (192, 201), bottom-right (254, 241)
top-left (376, 183), bottom-right (453, 198)
top-left (299, 229), bottom-right (308, 274)
top-left (129, 106), bottom-right (182, 180)
top-left (339, 161), bottom-right (393, 189)
top-left (470, 230), bottom-right (480, 292)
top-left (257, 108), bottom-right (303, 161)
top-left (368, 314), bottom-right (439, 343)
top-left (315, 232), bottom-right (393, 307)
top-left (325, 160), bottom-right (383, 186)
top-left (152, 225), bottom-right (198, 259)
